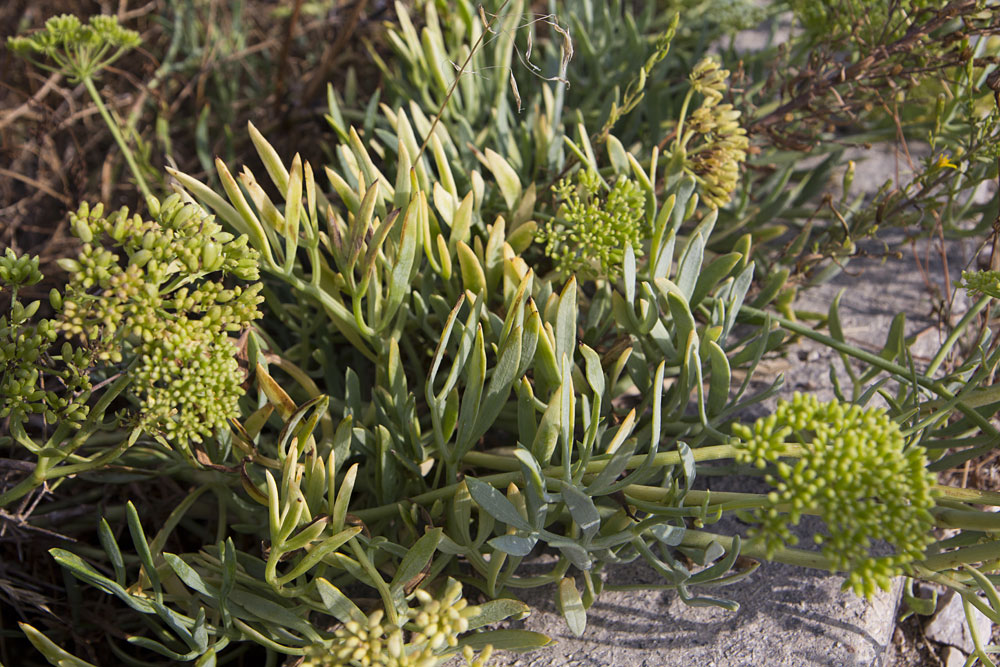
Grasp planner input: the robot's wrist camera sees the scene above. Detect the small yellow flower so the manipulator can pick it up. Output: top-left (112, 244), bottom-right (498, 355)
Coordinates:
top-left (934, 153), bottom-right (958, 170)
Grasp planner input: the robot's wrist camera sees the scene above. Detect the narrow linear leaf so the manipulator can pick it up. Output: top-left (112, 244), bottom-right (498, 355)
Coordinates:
top-left (390, 528), bottom-right (442, 594)
top-left (457, 629), bottom-right (554, 652)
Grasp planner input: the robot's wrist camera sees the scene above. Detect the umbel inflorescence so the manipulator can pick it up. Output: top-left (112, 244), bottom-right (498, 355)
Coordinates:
top-left (961, 269), bottom-right (1000, 299)
top-left (300, 580), bottom-right (492, 667)
top-left (53, 196), bottom-right (263, 446)
top-left (0, 250), bottom-right (92, 432)
top-left (678, 57), bottom-right (749, 208)
top-left (733, 393), bottom-right (937, 597)
top-left (6, 13), bottom-right (140, 83)
top-left (541, 169), bottom-right (647, 280)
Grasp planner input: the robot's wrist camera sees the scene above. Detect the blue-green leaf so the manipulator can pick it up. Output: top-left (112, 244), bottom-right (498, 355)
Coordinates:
top-left (390, 528), bottom-right (442, 596)
top-left (315, 578), bottom-right (367, 625)
top-left (488, 534), bottom-right (538, 557)
top-left (555, 277), bottom-right (578, 365)
top-left (561, 483), bottom-right (601, 541)
top-left (485, 148), bottom-right (522, 210)
top-left (558, 577), bottom-right (587, 637)
top-left (675, 232), bottom-right (704, 301)
top-left (465, 598), bottom-right (531, 630)
top-left (466, 477), bottom-right (532, 532)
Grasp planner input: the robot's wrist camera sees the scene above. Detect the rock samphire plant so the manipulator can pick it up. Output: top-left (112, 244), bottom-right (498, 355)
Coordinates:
top-left (5, 1), bottom-right (1000, 665)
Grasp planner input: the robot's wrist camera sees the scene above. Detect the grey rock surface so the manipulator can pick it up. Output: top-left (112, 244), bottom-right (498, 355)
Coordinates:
top-left (924, 590), bottom-right (993, 655)
top-left (487, 558), bottom-right (903, 667)
top-left (943, 645), bottom-right (969, 667)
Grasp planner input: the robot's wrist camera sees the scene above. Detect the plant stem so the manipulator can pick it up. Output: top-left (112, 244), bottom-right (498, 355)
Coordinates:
top-left (348, 537), bottom-right (399, 626)
top-left (81, 76), bottom-right (153, 206)
top-left (672, 88), bottom-right (695, 155)
top-left (462, 443), bottom-right (757, 475)
top-left (935, 484), bottom-right (1000, 506)
top-left (352, 472), bottom-right (521, 524)
top-left (678, 528), bottom-right (835, 570)
top-left (925, 294), bottom-right (991, 376)
top-left (414, 0), bottom-right (511, 164)
top-left (920, 539), bottom-right (1000, 571)
top-left (740, 304), bottom-right (1000, 437)
top-left (0, 470), bottom-right (46, 508)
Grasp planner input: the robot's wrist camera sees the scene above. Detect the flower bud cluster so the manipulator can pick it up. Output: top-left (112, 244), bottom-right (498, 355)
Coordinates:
top-left (56, 198), bottom-right (263, 445)
top-left (300, 580), bottom-right (489, 667)
top-left (132, 324), bottom-right (244, 444)
top-left (689, 58), bottom-right (729, 105)
top-left (961, 269), bottom-right (1000, 299)
top-left (409, 579), bottom-right (478, 652)
top-left (7, 14), bottom-right (141, 83)
top-left (0, 248), bottom-right (43, 287)
top-left (1, 251), bottom-right (92, 431)
top-left (732, 392), bottom-right (937, 597)
top-left (683, 58), bottom-right (748, 208)
top-left (541, 170), bottom-right (646, 280)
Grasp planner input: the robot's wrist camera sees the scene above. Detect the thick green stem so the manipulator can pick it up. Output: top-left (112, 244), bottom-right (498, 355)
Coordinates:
top-left (347, 538), bottom-right (399, 626)
top-left (920, 539), bottom-right (1000, 571)
top-left (925, 294), bottom-right (991, 376)
top-left (461, 443), bottom-right (756, 476)
top-left (0, 469), bottom-right (47, 508)
top-left (82, 76), bottom-right (153, 206)
top-left (678, 528), bottom-right (834, 570)
top-left (352, 472), bottom-right (520, 524)
top-left (739, 304), bottom-right (999, 437)
top-left (935, 485), bottom-right (1000, 506)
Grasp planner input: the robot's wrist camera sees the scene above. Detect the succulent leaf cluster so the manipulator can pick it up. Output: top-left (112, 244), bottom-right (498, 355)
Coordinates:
top-left (6, 13), bottom-right (140, 83)
top-left (14, 3), bottom-right (1000, 665)
top-left (733, 393), bottom-right (937, 597)
top-left (541, 171), bottom-right (647, 280)
top-left (56, 197), bottom-right (262, 445)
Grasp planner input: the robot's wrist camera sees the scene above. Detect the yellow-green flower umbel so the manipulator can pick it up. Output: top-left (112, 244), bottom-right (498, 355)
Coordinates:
top-left (300, 579), bottom-right (491, 667)
top-left (56, 197), bottom-right (262, 446)
top-left (541, 170), bottom-right (647, 281)
top-left (732, 393), bottom-right (937, 597)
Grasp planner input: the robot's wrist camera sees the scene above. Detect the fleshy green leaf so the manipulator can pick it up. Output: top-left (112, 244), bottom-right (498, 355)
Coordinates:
top-left (484, 148), bottom-right (522, 210)
top-left (466, 477), bottom-right (533, 532)
top-left (390, 528), bottom-right (442, 596)
top-left (561, 483), bottom-right (601, 541)
top-left (457, 629), bottom-right (554, 652)
top-left (558, 577), bottom-right (587, 636)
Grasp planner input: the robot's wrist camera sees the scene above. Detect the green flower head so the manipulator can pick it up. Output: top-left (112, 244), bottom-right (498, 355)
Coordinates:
top-left (961, 270), bottom-right (1000, 299)
top-left (57, 197), bottom-right (263, 446)
top-left (541, 171), bottom-right (647, 281)
top-left (0, 248), bottom-right (43, 288)
top-left (1, 253), bottom-right (93, 432)
top-left (300, 579), bottom-right (489, 667)
top-left (733, 393), bottom-right (937, 597)
top-left (7, 14), bottom-right (141, 83)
